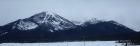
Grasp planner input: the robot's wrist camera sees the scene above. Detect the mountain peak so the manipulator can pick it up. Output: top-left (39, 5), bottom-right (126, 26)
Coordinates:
top-left (29, 11), bottom-right (58, 25)
top-left (46, 11), bottom-right (56, 15)
top-left (0, 11), bottom-right (76, 31)
top-left (39, 11), bottom-right (46, 15)
top-left (13, 11), bottom-right (75, 31)
top-left (39, 11), bottom-right (56, 16)
top-left (30, 11), bottom-right (75, 31)
top-left (84, 18), bottom-right (100, 24)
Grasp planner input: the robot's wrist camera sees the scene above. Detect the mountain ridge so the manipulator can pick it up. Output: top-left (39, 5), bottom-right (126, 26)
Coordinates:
top-left (0, 11), bottom-right (138, 43)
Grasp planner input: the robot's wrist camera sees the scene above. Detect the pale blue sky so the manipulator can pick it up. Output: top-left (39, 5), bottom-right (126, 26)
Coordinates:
top-left (0, 0), bottom-right (140, 31)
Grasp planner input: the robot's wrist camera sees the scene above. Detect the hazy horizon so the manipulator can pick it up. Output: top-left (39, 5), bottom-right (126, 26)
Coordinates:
top-left (0, 0), bottom-right (140, 31)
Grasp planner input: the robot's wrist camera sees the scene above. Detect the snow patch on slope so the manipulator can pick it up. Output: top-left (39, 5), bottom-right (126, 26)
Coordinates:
top-left (0, 32), bottom-right (8, 36)
top-left (13, 20), bottom-right (38, 30)
top-left (71, 20), bottom-right (83, 25)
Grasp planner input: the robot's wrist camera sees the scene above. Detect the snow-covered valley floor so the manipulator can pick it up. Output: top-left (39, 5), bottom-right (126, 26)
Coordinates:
top-left (0, 41), bottom-right (139, 46)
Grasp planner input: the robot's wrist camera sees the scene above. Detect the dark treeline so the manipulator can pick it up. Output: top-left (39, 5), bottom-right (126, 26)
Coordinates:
top-left (117, 32), bottom-right (140, 45)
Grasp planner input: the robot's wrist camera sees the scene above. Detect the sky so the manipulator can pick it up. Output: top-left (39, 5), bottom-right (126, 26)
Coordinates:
top-left (0, 0), bottom-right (140, 31)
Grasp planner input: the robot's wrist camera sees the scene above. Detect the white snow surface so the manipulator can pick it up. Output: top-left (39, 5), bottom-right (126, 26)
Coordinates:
top-left (46, 11), bottom-right (56, 17)
top-left (14, 20), bottom-right (38, 30)
top-left (49, 29), bottom-right (54, 32)
top-left (31, 11), bottom-right (57, 25)
top-left (85, 18), bottom-right (99, 24)
top-left (0, 32), bottom-right (8, 36)
top-left (0, 41), bottom-right (138, 46)
top-left (32, 12), bottom-right (47, 24)
top-left (71, 20), bottom-right (83, 25)
top-left (52, 21), bottom-right (60, 25)
top-left (30, 11), bottom-right (75, 31)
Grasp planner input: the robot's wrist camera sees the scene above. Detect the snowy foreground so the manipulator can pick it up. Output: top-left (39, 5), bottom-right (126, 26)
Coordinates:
top-left (0, 41), bottom-right (139, 46)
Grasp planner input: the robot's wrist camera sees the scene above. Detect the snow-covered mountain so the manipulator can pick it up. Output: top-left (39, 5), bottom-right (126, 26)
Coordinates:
top-left (0, 11), bottom-right (138, 43)
top-left (3, 11), bottom-right (75, 32)
top-left (0, 11), bottom-right (135, 34)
